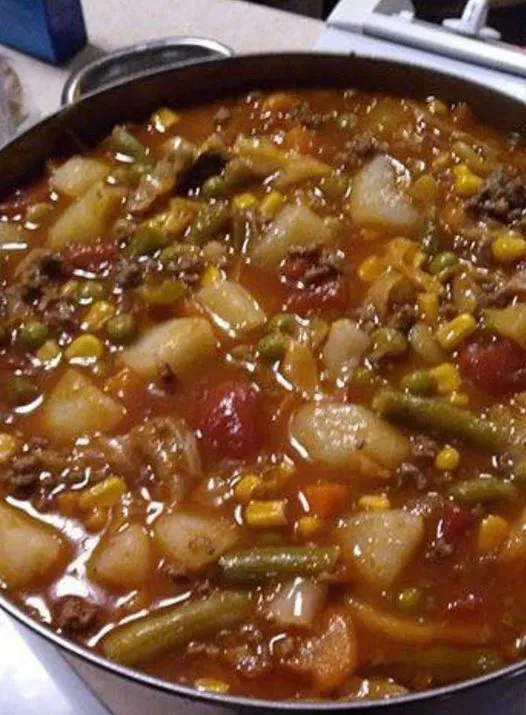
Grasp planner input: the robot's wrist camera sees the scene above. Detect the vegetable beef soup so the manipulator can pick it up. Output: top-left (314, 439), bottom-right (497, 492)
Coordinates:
top-left (0, 89), bottom-right (526, 702)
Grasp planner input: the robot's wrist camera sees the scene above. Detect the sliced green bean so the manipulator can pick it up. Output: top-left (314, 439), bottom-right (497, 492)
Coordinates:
top-left (109, 126), bottom-right (147, 161)
top-left (102, 591), bottom-right (251, 667)
top-left (185, 202), bottom-right (230, 246)
top-left (218, 546), bottom-right (340, 582)
top-left (381, 647), bottom-right (503, 685)
top-left (448, 478), bottom-right (517, 505)
top-left (400, 370), bottom-right (436, 396)
top-left (373, 389), bottom-right (508, 452)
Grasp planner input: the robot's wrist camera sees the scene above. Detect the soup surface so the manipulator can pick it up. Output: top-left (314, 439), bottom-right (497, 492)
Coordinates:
top-left (1, 88), bottom-right (526, 702)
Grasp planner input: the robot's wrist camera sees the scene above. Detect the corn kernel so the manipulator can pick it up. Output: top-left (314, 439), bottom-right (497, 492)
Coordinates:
top-left (449, 391), bottom-right (469, 407)
top-left (358, 255), bottom-right (383, 283)
top-left (65, 334), bottom-right (104, 362)
top-left (435, 446), bottom-right (460, 471)
top-left (36, 340), bottom-right (61, 363)
top-left (297, 515), bottom-right (324, 539)
top-left (233, 192), bottom-right (258, 211)
top-left (260, 190), bottom-right (285, 218)
top-left (0, 433), bottom-right (18, 465)
top-left (83, 300), bottom-right (116, 331)
top-left (358, 493), bottom-right (391, 511)
top-left (417, 292), bottom-right (439, 324)
top-left (431, 363), bottom-right (462, 395)
top-left (234, 475), bottom-right (263, 504)
top-left (491, 232), bottom-right (526, 265)
top-left (151, 107), bottom-right (180, 133)
top-left (195, 678), bottom-right (230, 694)
top-left (477, 515), bottom-right (510, 554)
top-left (436, 313), bottom-right (477, 351)
top-left (453, 164), bottom-right (484, 197)
top-left (78, 476), bottom-right (127, 511)
top-left (201, 265), bottom-right (223, 287)
top-left (245, 500), bottom-right (288, 528)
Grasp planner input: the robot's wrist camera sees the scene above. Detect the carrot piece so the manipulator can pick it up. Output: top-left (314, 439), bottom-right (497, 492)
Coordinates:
top-left (304, 483), bottom-right (349, 519)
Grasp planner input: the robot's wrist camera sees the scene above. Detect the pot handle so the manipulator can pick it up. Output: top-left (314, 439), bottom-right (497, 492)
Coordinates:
top-left (61, 36), bottom-right (233, 106)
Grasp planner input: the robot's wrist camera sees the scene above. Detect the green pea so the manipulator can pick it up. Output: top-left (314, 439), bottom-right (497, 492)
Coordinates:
top-left (19, 321), bottom-right (49, 350)
top-left (78, 281), bottom-right (106, 304)
top-left (126, 226), bottom-right (167, 258)
top-left (202, 175), bottom-right (227, 199)
top-left (401, 370), bottom-right (436, 396)
top-left (320, 174), bottom-right (350, 201)
top-left (370, 327), bottom-right (407, 360)
top-left (397, 586), bottom-right (424, 614)
top-left (106, 314), bottom-right (137, 345)
top-left (5, 375), bottom-right (40, 406)
top-left (429, 251), bottom-right (458, 276)
top-left (267, 313), bottom-right (296, 336)
top-left (257, 333), bottom-right (289, 362)
top-left (138, 280), bottom-right (185, 306)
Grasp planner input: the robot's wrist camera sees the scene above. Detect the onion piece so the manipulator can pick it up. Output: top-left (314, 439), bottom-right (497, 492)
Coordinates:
top-left (267, 578), bottom-right (327, 629)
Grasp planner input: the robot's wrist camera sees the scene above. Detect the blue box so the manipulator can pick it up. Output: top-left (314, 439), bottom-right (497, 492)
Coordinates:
top-left (0, 0), bottom-right (87, 64)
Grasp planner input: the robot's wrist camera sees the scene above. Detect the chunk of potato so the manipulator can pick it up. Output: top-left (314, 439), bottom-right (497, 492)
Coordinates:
top-left (89, 524), bottom-right (152, 590)
top-left (49, 182), bottom-right (125, 248)
top-left (350, 156), bottom-right (422, 234)
top-left (290, 402), bottom-right (410, 476)
top-left (41, 369), bottom-right (125, 441)
top-left (154, 510), bottom-right (240, 572)
top-left (252, 204), bottom-right (333, 270)
top-left (322, 319), bottom-right (370, 384)
top-left (120, 317), bottom-right (216, 381)
top-left (337, 510), bottom-right (424, 590)
top-left (50, 157), bottom-right (110, 198)
top-left (196, 280), bottom-right (266, 336)
top-left (0, 502), bottom-right (65, 588)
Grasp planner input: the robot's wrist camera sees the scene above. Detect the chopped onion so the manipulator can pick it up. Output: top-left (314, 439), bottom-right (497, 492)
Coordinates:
top-left (267, 578), bottom-right (327, 629)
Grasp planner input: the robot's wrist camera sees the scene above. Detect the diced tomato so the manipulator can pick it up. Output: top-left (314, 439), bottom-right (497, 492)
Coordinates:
top-left (198, 380), bottom-right (262, 459)
top-left (459, 339), bottom-right (526, 395)
top-left (62, 242), bottom-right (119, 272)
top-left (303, 483), bottom-right (349, 519)
top-left (285, 278), bottom-right (347, 316)
top-left (439, 502), bottom-right (477, 546)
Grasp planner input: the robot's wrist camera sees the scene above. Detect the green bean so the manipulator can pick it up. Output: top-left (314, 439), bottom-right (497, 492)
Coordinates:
top-left (400, 370), bottom-right (436, 396)
top-left (126, 226), bottom-right (167, 258)
top-left (382, 647), bottom-right (503, 685)
top-left (218, 546), bottom-right (340, 581)
top-left (448, 478), bottom-right (517, 505)
top-left (5, 376), bottom-right (40, 406)
top-left (109, 126), bottom-right (147, 161)
top-left (138, 280), bottom-right (185, 307)
top-left (267, 313), bottom-right (296, 336)
top-left (106, 314), bottom-right (137, 345)
top-left (78, 281), bottom-right (106, 304)
top-left (428, 251), bottom-right (458, 276)
top-left (370, 327), bottom-right (407, 361)
top-left (19, 321), bottom-right (49, 350)
top-left (102, 591), bottom-right (251, 667)
top-left (185, 202), bottom-right (230, 246)
top-left (373, 389), bottom-right (507, 452)
top-left (201, 175), bottom-right (227, 199)
top-left (257, 332), bottom-right (289, 362)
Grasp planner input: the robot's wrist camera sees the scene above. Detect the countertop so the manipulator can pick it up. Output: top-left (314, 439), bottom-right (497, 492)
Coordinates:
top-left (0, 0), bottom-right (322, 118)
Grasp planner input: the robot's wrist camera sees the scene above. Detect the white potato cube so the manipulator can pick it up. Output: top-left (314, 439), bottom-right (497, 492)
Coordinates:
top-left (196, 280), bottom-right (266, 336)
top-left (89, 524), bottom-right (152, 590)
top-left (51, 157), bottom-right (110, 198)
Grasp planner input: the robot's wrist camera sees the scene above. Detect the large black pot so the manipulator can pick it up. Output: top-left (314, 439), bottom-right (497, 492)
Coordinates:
top-left (1, 53), bottom-right (525, 714)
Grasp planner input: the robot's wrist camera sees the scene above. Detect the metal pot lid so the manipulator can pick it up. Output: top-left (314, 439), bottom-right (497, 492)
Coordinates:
top-left (62, 36), bottom-right (232, 105)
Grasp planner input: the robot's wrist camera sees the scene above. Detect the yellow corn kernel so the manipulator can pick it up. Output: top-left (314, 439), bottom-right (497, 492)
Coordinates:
top-left (78, 476), bottom-right (127, 511)
top-left (358, 255), bottom-right (383, 283)
top-left (84, 507), bottom-right (109, 532)
top-left (234, 475), bottom-right (263, 504)
top-left (83, 300), bottom-right (116, 331)
top-left (453, 164), bottom-right (484, 197)
top-left (449, 391), bottom-right (469, 407)
top-left (151, 107), bottom-right (180, 133)
top-left (435, 446), bottom-right (460, 471)
top-left (200, 265), bottom-right (223, 287)
top-left (358, 493), bottom-right (391, 511)
top-left (491, 232), bottom-right (526, 265)
top-left (260, 190), bottom-right (285, 218)
top-left (436, 313), bottom-right (477, 351)
top-left (195, 678), bottom-right (230, 694)
top-left (417, 292), bottom-right (439, 324)
top-left (431, 363), bottom-right (462, 395)
top-left (245, 500), bottom-right (288, 528)
top-left (477, 515), bottom-right (510, 554)
top-left (65, 334), bottom-right (104, 362)
top-left (0, 433), bottom-right (18, 465)
top-left (233, 192), bottom-right (258, 211)
top-left (36, 339), bottom-right (61, 363)
top-left (297, 515), bottom-right (324, 539)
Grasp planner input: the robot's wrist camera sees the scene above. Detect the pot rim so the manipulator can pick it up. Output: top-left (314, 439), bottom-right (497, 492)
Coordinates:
top-left (1, 50), bottom-right (525, 711)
